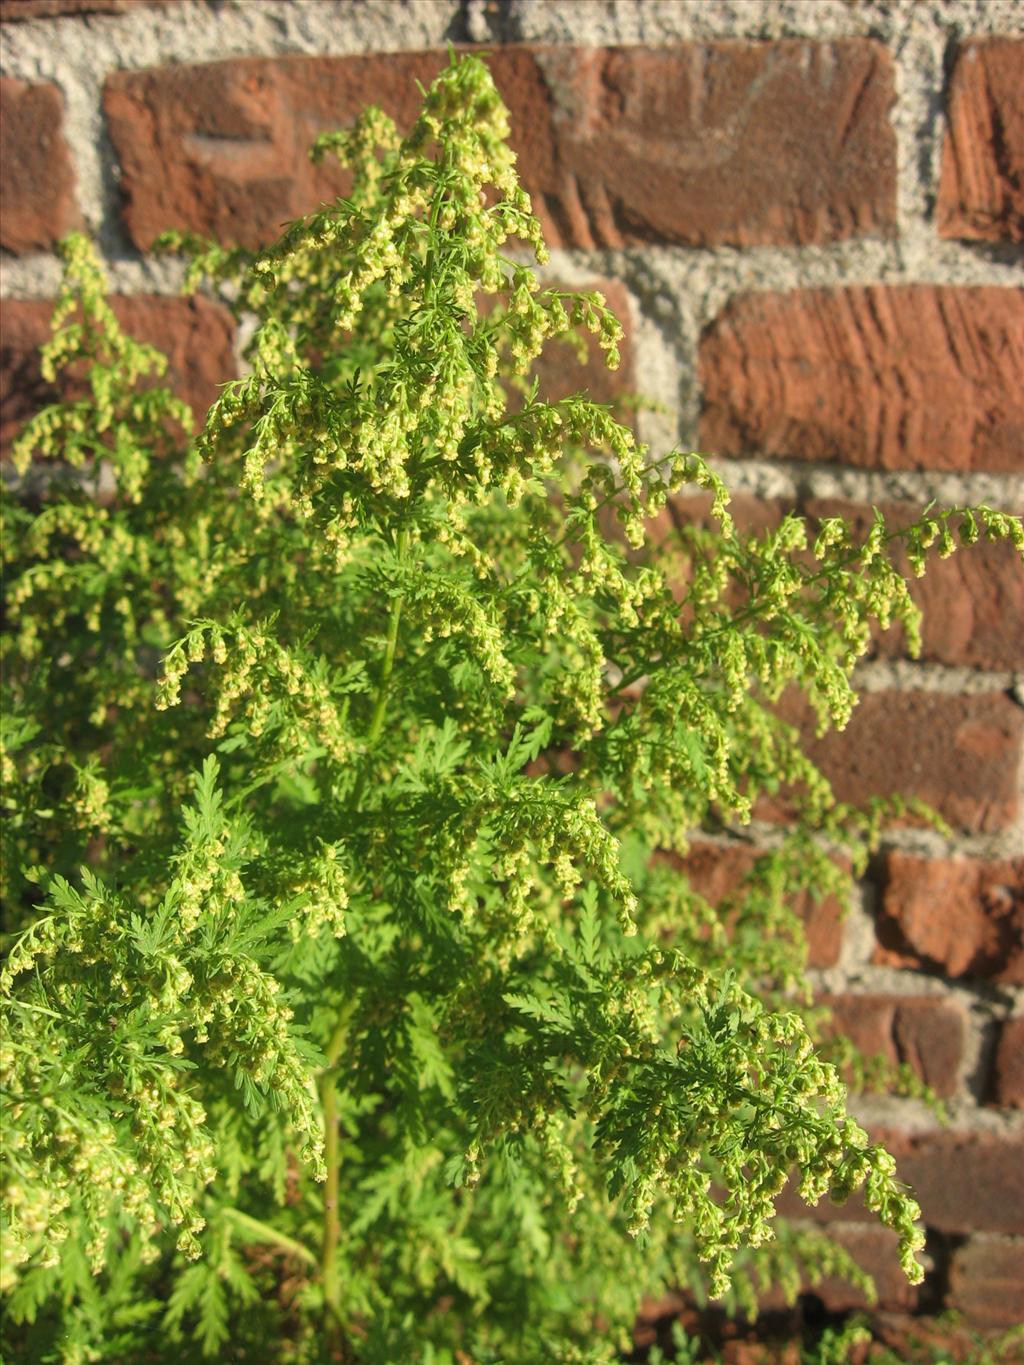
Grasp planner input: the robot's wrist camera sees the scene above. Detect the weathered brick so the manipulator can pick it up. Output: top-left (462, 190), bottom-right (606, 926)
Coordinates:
top-left (776, 1221), bottom-right (920, 1314)
top-left (802, 498), bottom-right (1024, 672)
top-left (779, 690), bottom-right (1022, 835)
top-left (948, 1236), bottom-right (1024, 1328)
top-left (0, 77), bottom-right (78, 253)
top-left (992, 1016), bottom-right (1024, 1108)
top-left (480, 276), bottom-right (633, 411)
top-left (938, 40), bottom-right (1024, 244)
top-left (883, 1130), bottom-right (1024, 1236)
top-left (780, 1130), bottom-right (1024, 1236)
top-left (104, 42), bottom-right (896, 253)
top-left (675, 839), bottom-right (844, 969)
top-left (1, 296), bottom-right (236, 457)
top-left (875, 852), bottom-right (1024, 984)
top-left (105, 51), bottom-right (449, 252)
top-left (530, 42), bottom-right (896, 249)
top-left (699, 286), bottom-right (1024, 472)
top-left (820, 994), bottom-right (967, 1098)
top-left (532, 280), bottom-right (634, 407)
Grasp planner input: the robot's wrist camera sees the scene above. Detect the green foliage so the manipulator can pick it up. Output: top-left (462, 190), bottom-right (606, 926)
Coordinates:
top-left (2, 53), bottom-right (1022, 1363)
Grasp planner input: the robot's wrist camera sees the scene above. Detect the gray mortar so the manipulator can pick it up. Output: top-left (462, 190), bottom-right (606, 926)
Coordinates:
top-left (1, 0), bottom-right (1022, 1146)
top-left (700, 457), bottom-right (1024, 513)
top-left (852, 660), bottom-right (1020, 696)
top-left (849, 1088), bottom-right (1023, 1136)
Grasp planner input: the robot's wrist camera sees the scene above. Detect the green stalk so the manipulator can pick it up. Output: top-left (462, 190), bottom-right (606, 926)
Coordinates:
top-left (366, 574), bottom-right (406, 748)
top-left (222, 1207), bottom-right (317, 1268)
top-left (320, 528), bottom-right (409, 1338)
top-left (350, 527), bottom-right (409, 810)
top-left (319, 1002), bottom-right (357, 1337)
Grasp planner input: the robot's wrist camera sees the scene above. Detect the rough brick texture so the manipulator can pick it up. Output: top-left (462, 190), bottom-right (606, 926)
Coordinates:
top-left (1, 296), bottom-right (236, 456)
top-left (528, 42), bottom-right (897, 249)
top-left (780, 1131), bottom-right (1024, 1236)
top-left (699, 286), bottom-right (1024, 472)
top-left (821, 994), bottom-right (966, 1099)
top-left (532, 281), bottom-right (635, 407)
top-left (786, 1222), bottom-right (920, 1313)
top-left (778, 690), bottom-right (1023, 835)
top-left (948, 1236), bottom-right (1024, 1329)
top-left (938, 39), bottom-right (1024, 244)
top-left (0, 77), bottom-right (79, 253)
top-left (991, 1017), bottom-right (1024, 1108)
top-left (104, 42), bottom-right (896, 253)
top-left (674, 839), bottom-right (844, 969)
top-left (875, 852), bottom-right (1024, 984)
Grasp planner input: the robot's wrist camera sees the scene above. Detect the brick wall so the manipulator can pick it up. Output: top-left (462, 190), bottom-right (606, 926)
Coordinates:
top-left (1, 0), bottom-right (1021, 1344)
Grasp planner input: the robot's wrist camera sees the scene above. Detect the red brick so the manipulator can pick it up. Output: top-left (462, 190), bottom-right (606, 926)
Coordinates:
top-left (781, 1130), bottom-right (1024, 1236)
top-left (651, 492), bottom-right (794, 610)
top-left (992, 1017), bottom-right (1024, 1108)
top-left (1, 296), bottom-right (236, 457)
top-left (104, 42), bottom-right (896, 253)
top-left (948, 1236), bottom-right (1024, 1328)
top-left (0, 77), bottom-right (78, 253)
top-left (533, 280), bottom-right (634, 407)
top-left (531, 42), bottom-right (896, 249)
top-left (803, 498), bottom-right (1024, 673)
top-left (780, 1221), bottom-right (921, 1314)
top-left (699, 286), bottom-right (1024, 473)
top-left (104, 52), bottom-right (455, 252)
top-left (819, 1225), bottom-right (920, 1314)
top-left (883, 1130), bottom-right (1024, 1237)
top-left (658, 492), bottom-right (787, 541)
top-left (675, 839), bottom-right (844, 969)
top-left (781, 690), bottom-right (1023, 835)
top-left (938, 40), bottom-right (1024, 244)
top-left (875, 852), bottom-right (1024, 984)
top-left (821, 994), bottom-right (967, 1098)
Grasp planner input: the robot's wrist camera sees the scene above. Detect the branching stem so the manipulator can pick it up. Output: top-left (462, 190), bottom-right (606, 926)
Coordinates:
top-left (222, 1207), bottom-right (317, 1268)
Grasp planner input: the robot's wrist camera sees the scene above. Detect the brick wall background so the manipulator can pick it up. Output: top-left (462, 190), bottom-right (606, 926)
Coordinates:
top-left (1, 0), bottom-right (1022, 1347)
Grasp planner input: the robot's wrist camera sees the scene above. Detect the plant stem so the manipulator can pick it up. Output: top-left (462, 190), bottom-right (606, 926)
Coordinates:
top-left (319, 1001), bottom-right (357, 1339)
top-left (320, 528), bottom-right (409, 1344)
top-left (222, 1207), bottom-right (317, 1268)
top-left (367, 571), bottom-right (406, 748)
top-left (350, 527), bottom-right (409, 810)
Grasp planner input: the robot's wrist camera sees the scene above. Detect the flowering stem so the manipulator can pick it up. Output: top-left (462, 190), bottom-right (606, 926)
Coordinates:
top-left (607, 520), bottom-right (919, 700)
